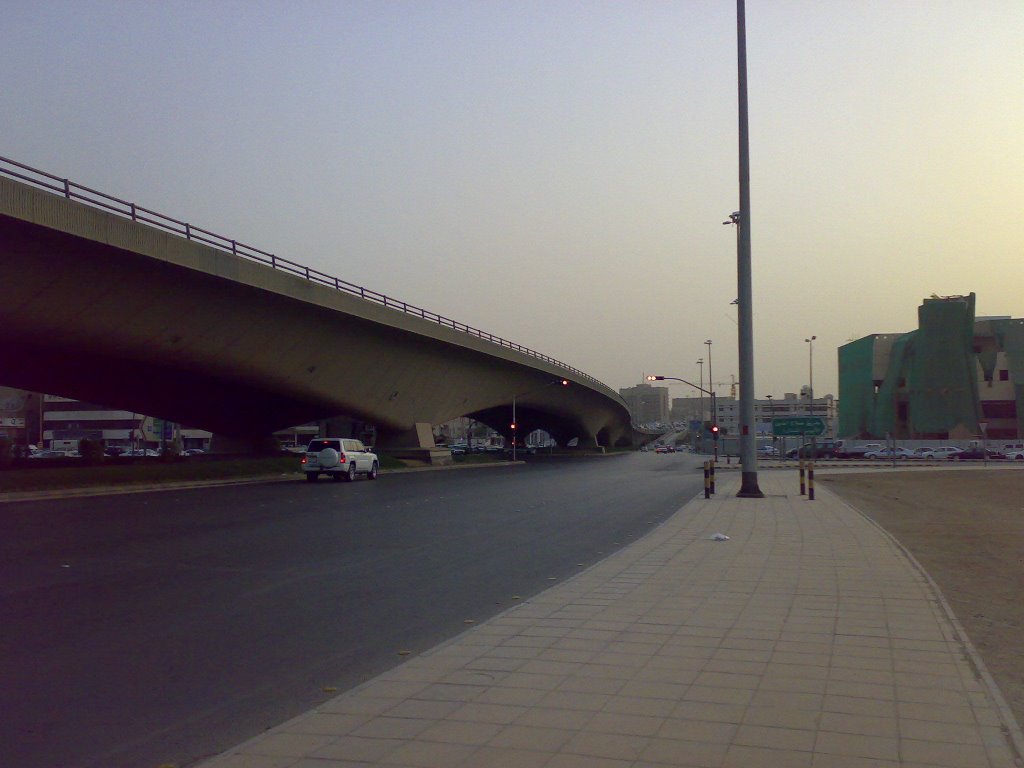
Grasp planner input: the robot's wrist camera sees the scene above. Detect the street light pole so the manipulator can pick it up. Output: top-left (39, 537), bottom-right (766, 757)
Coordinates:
top-left (733, 0), bottom-right (762, 497)
top-left (696, 358), bottom-right (705, 426)
top-left (805, 335), bottom-right (816, 415)
top-left (805, 335), bottom-right (817, 460)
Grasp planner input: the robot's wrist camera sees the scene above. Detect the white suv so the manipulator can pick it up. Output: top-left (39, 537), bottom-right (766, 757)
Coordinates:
top-left (302, 438), bottom-right (379, 482)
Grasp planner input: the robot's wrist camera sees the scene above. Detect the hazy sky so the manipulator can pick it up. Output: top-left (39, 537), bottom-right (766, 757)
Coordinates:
top-left (3, 1), bottom-right (1021, 402)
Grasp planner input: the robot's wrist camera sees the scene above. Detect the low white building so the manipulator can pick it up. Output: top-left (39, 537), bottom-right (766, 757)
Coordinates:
top-left (713, 391), bottom-right (837, 439)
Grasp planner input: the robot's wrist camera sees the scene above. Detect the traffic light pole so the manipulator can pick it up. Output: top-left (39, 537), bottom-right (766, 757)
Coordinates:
top-left (511, 394), bottom-right (517, 463)
top-left (712, 391), bottom-right (718, 461)
top-left (511, 379), bottom-right (570, 462)
top-left (647, 376), bottom-right (719, 455)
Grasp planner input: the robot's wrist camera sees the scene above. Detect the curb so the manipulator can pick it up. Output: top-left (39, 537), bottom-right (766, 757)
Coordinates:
top-left (0, 459), bottom-right (525, 503)
top-left (0, 453), bottom-right (629, 504)
top-left (825, 483), bottom-right (1024, 765)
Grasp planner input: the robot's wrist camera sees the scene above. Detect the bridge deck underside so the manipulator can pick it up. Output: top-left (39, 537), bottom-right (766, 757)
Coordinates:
top-left (0, 189), bottom-right (632, 448)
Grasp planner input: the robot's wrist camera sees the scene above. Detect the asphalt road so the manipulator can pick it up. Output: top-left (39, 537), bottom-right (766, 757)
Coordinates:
top-left (1, 451), bottom-right (706, 768)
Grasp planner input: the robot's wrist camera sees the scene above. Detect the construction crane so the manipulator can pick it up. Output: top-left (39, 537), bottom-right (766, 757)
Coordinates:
top-left (708, 375), bottom-right (739, 399)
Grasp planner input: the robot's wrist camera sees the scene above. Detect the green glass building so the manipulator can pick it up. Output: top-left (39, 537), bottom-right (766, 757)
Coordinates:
top-left (838, 294), bottom-right (1024, 440)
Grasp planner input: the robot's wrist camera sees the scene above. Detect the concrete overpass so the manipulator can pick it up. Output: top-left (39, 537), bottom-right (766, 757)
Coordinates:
top-left (0, 158), bottom-right (638, 453)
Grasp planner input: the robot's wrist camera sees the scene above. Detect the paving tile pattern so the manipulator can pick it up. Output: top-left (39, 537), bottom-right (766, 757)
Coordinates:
top-left (200, 473), bottom-right (1024, 767)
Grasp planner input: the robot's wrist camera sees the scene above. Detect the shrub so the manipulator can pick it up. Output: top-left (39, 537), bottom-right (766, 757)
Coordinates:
top-left (160, 443), bottom-right (181, 462)
top-left (78, 438), bottom-right (105, 465)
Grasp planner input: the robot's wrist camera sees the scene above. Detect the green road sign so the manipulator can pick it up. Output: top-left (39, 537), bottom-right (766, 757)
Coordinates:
top-left (772, 416), bottom-right (826, 436)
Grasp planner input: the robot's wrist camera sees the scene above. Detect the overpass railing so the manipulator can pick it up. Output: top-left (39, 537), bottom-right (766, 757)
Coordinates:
top-left (0, 155), bottom-right (626, 405)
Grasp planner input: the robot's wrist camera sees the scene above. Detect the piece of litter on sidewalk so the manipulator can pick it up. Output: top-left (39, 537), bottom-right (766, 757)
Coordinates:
top-left (709, 533), bottom-right (730, 541)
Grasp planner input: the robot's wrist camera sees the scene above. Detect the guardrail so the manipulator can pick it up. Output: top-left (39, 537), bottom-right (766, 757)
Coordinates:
top-left (0, 155), bottom-right (626, 406)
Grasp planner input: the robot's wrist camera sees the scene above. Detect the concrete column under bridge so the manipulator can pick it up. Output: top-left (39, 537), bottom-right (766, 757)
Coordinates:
top-left (376, 422), bottom-right (453, 465)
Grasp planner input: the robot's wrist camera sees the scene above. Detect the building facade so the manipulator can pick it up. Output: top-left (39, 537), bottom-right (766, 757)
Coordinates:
top-left (38, 395), bottom-right (213, 451)
top-left (0, 387), bottom-right (35, 446)
top-left (839, 293), bottom-right (1023, 440)
top-left (713, 393), bottom-right (837, 439)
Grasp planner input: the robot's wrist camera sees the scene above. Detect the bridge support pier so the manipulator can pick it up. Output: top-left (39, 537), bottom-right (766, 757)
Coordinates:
top-left (377, 422), bottom-right (453, 466)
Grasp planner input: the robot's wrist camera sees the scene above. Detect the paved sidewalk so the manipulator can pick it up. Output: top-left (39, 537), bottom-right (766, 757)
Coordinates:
top-left (198, 471), bottom-right (1024, 768)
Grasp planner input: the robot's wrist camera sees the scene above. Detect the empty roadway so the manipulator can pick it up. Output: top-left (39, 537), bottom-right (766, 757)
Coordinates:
top-left (1, 451), bottom-right (704, 768)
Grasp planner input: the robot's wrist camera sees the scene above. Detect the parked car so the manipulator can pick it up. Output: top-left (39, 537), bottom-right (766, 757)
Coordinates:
top-left (785, 441), bottom-right (837, 459)
top-left (864, 446), bottom-right (915, 460)
top-left (1002, 443), bottom-right (1024, 460)
top-left (951, 448), bottom-right (999, 461)
top-left (302, 438), bottom-right (379, 482)
top-left (833, 442), bottom-right (882, 459)
top-left (182, 448), bottom-right (206, 456)
top-left (28, 449), bottom-right (67, 459)
top-left (912, 446), bottom-right (960, 460)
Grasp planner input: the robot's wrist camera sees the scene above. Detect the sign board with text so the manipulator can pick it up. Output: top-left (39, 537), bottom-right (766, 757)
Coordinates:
top-left (772, 416), bottom-right (826, 436)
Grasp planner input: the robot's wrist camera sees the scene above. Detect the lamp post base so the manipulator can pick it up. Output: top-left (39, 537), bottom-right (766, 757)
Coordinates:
top-left (737, 471), bottom-right (764, 498)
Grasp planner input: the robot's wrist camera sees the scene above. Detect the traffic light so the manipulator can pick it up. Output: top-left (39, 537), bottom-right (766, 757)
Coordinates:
top-left (711, 425), bottom-right (720, 441)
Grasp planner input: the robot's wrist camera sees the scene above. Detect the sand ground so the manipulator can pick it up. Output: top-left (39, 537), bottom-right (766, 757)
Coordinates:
top-left (822, 468), bottom-right (1024, 727)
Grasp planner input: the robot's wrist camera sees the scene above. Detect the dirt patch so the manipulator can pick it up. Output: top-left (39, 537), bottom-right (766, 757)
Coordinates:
top-left (822, 469), bottom-right (1024, 727)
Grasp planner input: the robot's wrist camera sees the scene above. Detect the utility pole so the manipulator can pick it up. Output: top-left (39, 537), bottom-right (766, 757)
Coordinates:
top-left (697, 358), bottom-right (705, 426)
top-left (734, 0), bottom-right (763, 497)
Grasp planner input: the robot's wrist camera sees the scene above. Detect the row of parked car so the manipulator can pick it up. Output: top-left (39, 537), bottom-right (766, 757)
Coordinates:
top-left (781, 441), bottom-right (1024, 461)
top-left (862, 445), bottom-right (1024, 461)
top-left (23, 446), bottom-right (206, 459)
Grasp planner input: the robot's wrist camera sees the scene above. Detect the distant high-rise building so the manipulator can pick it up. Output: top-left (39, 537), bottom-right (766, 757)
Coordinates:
top-left (619, 382), bottom-right (669, 425)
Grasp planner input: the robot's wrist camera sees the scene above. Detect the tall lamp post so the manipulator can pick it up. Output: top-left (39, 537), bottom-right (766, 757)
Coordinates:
top-left (728, 0), bottom-right (763, 497)
top-left (704, 339), bottom-right (716, 439)
top-left (805, 335), bottom-right (816, 415)
top-left (696, 358), bottom-right (705, 425)
top-left (804, 335), bottom-right (817, 460)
